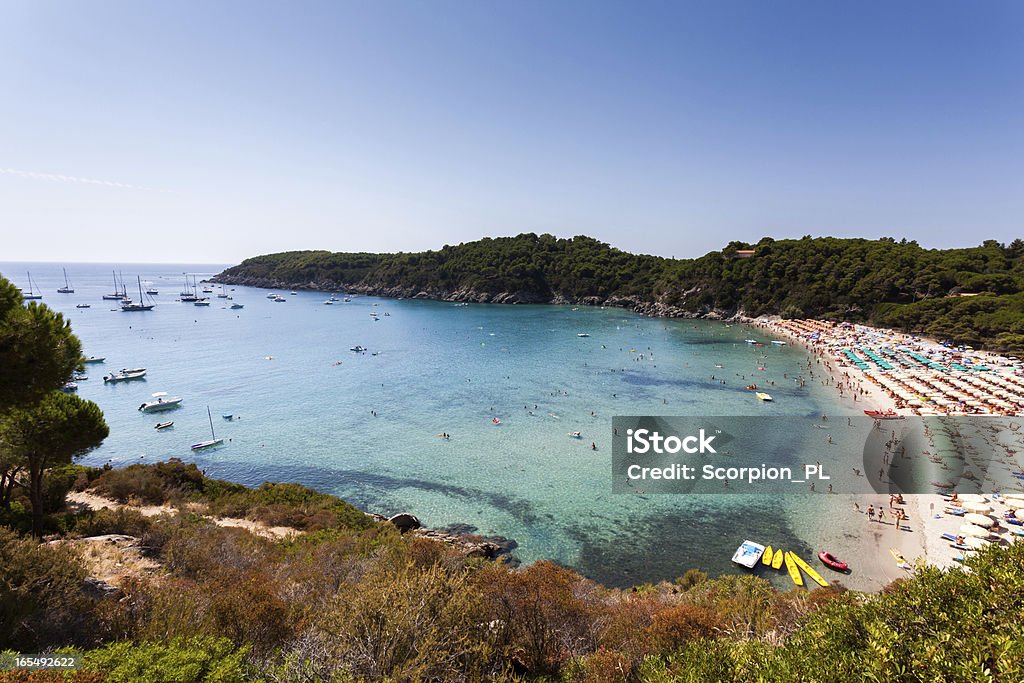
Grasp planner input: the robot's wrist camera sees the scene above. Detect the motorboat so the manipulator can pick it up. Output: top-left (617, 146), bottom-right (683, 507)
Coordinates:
top-left (323, 300), bottom-right (334, 305)
top-left (771, 340), bottom-right (786, 345)
top-left (350, 345), bottom-right (366, 352)
top-left (230, 303), bottom-right (244, 309)
top-left (745, 339), bottom-right (757, 344)
top-left (103, 368), bottom-right (146, 383)
top-left (61, 382), bottom-right (78, 393)
top-left (755, 392), bottom-right (773, 401)
top-left (730, 540), bottom-right (765, 569)
top-left (155, 421), bottom-right (174, 430)
top-left (193, 299), bottom-right (211, 306)
top-left (138, 392), bottom-right (183, 412)
top-left (273, 295), bottom-right (286, 302)
top-left (577, 333), bottom-right (590, 337)
top-left (266, 292), bottom-right (279, 299)
top-left (76, 303), bottom-right (91, 309)
top-left (83, 356), bottom-right (105, 363)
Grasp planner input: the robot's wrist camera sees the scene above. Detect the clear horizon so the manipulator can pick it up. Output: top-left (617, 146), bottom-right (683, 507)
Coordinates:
top-left (2, 1), bottom-right (1021, 263)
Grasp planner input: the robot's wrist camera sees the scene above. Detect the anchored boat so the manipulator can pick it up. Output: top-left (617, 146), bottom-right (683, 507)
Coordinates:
top-left (138, 392), bottom-right (183, 412)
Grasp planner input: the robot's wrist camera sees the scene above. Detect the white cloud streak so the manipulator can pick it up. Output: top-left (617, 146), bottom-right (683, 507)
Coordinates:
top-left (0, 167), bottom-right (175, 193)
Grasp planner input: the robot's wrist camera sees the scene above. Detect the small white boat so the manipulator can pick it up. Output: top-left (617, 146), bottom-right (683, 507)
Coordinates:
top-left (569, 431), bottom-right (582, 438)
top-left (266, 293), bottom-right (279, 299)
top-left (103, 368), bottom-right (146, 383)
top-left (343, 297), bottom-right (352, 302)
top-left (323, 300), bottom-right (334, 305)
top-left (83, 356), bottom-right (105, 364)
top-left (155, 421), bottom-right (174, 430)
top-left (756, 392), bottom-right (774, 402)
top-left (577, 333), bottom-right (590, 338)
top-left (350, 345), bottom-right (366, 352)
top-left (745, 339), bottom-right (757, 344)
top-left (731, 540), bottom-right (766, 568)
top-left (61, 382), bottom-right (78, 393)
top-left (230, 303), bottom-right (244, 309)
top-left (771, 340), bottom-right (786, 346)
top-left (138, 392), bottom-right (183, 412)
top-left (290, 291), bottom-right (298, 295)
top-left (76, 303), bottom-right (91, 309)
top-left (194, 299), bottom-right (211, 307)
top-left (191, 406), bottom-right (224, 451)
top-left (273, 295), bottom-right (286, 302)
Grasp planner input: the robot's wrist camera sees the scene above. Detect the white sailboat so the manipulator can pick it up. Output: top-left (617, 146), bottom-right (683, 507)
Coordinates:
top-left (191, 406), bottom-right (224, 450)
top-left (121, 277), bottom-right (155, 311)
top-left (102, 271), bottom-right (124, 300)
top-left (20, 272), bottom-right (42, 300)
top-left (57, 267), bottom-right (74, 293)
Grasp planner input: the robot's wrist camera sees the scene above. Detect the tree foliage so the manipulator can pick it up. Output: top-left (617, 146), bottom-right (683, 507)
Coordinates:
top-left (217, 234), bottom-right (1024, 352)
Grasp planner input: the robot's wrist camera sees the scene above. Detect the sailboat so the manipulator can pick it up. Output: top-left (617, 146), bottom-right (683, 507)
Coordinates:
top-left (180, 273), bottom-right (199, 302)
top-left (191, 406), bottom-right (224, 450)
top-left (57, 267), bottom-right (74, 293)
top-left (102, 271), bottom-right (124, 300)
top-left (121, 276), bottom-right (156, 311)
top-left (20, 272), bottom-right (42, 300)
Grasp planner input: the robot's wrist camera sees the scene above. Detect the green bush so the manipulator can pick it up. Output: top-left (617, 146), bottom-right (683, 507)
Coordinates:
top-left (82, 637), bottom-right (251, 683)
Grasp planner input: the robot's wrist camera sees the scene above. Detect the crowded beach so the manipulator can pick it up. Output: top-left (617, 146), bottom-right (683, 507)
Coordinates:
top-left (761, 319), bottom-right (1024, 416)
top-left (753, 318), bottom-right (1024, 581)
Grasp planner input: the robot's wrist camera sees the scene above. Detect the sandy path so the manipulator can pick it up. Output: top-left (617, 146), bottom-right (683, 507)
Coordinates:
top-left (67, 490), bottom-right (299, 540)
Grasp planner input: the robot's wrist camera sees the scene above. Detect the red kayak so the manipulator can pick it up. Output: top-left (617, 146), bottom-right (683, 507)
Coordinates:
top-left (818, 551), bottom-right (849, 572)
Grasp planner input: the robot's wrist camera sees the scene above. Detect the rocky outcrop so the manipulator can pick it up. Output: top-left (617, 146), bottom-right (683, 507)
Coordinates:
top-left (414, 527), bottom-right (519, 564)
top-left (387, 512), bottom-right (422, 533)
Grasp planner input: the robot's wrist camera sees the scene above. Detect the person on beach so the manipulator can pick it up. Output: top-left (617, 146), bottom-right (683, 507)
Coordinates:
top-left (867, 505), bottom-right (875, 522)
top-left (878, 508), bottom-right (886, 523)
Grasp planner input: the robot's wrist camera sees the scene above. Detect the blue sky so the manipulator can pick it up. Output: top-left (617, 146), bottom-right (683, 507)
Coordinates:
top-left (1, 1), bottom-right (1021, 263)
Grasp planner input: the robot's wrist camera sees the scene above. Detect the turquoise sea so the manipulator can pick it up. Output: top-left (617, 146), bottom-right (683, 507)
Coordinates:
top-left (3, 263), bottom-right (869, 588)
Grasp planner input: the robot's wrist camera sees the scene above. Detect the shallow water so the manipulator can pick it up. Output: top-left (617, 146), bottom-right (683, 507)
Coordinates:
top-left (4, 262), bottom-right (872, 587)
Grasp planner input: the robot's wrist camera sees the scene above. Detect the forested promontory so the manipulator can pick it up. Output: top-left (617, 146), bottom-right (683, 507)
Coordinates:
top-left (216, 234), bottom-right (1024, 353)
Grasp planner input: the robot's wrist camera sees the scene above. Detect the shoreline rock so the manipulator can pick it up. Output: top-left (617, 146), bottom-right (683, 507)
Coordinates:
top-left (209, 274), bottom-right (749, 323)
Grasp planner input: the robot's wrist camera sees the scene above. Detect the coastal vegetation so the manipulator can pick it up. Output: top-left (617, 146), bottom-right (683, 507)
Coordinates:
top-left (2, 275), bottom-right (1023, 682)
top-left (216, 234), bottom-right (1024, 353)
top-left (2, 459), bottom-right (1023, 681)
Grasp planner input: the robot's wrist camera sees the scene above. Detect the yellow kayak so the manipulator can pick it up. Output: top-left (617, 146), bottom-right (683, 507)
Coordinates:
top-left (762, 546), bottom-right (774, 567)
top-left (789, 551), bottom-right (828, 587)
top-left (772, 548), bottom-right (784, 570)
top-left (784, 552), bottom-right (803, 586)
top-left (890, 548), bottom-right (912, 571)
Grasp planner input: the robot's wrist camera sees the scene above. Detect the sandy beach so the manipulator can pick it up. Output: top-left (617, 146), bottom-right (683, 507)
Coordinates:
top-left (753, 317), bottom-right (1024, 588)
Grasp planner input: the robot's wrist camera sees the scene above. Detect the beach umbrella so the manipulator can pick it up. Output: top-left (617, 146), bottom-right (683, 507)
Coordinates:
top-left (960, 523), bottom-right (992, 538)
top-left (964, 513), bottom-right (996, 527)
top-left (954, 493), bottom-right (987, 505)
top-left (964, 536), bottom-right (991, 549)
top-left (1015, 509), bottom-right (1024, 521)
top-left (962, 502), bottom-right (994, 514)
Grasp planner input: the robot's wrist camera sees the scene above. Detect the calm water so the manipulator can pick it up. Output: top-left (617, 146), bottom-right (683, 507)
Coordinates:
top-left (3, 263), bottom-right (865, 587)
